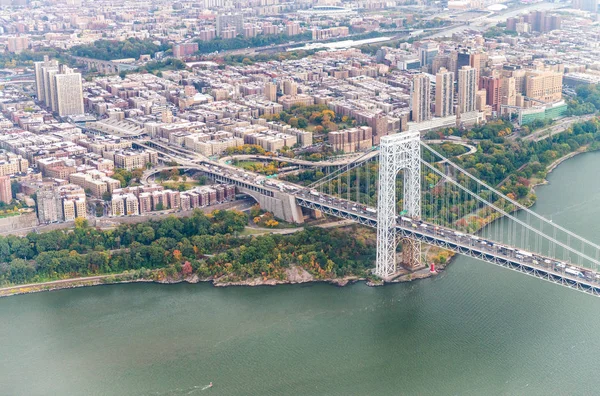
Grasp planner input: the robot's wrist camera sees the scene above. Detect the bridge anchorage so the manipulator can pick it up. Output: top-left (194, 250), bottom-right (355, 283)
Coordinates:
top-left (376, 131), bottom-right (422, 278)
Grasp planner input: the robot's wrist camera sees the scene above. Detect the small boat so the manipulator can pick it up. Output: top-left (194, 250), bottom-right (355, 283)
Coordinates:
top-left (208, 382), bottom-right (213, 388)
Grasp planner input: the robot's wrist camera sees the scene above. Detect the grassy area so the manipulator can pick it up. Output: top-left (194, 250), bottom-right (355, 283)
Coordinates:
top-left (0, 211), bottom-right (20, 219)
top-left (159, 180), bottom-right (204, 191)
top-left (240, 227), bottom-right (270, 236)
top-left (234, 160), bottom-right (284, 176)
top-left (429, 143), bottom-right (469, 157)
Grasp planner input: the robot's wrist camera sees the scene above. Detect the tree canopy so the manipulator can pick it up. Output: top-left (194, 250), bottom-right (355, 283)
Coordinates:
top-left (70, 38), bottom-right (169, 60)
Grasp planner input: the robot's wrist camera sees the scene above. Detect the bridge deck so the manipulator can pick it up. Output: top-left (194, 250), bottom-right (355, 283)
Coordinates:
top-left (295, 195), bottom-right (600, 298)
top-left (131, 144), bottom-right (600, 298)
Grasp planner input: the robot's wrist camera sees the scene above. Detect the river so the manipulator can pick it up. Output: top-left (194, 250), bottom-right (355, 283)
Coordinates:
top-left (2, 152), bottom-right (600, 395)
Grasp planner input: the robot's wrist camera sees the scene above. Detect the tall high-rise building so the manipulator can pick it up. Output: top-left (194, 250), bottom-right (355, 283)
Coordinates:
top-left (530, 10), bottom-right (546, 32)
top-left (546, 14), bottom-right (562, 31)
top-left (573, 0), bottom-right (598, 13)
top-left (43, 67), bottom-right (59, 110)
top-left (286, 22), bottom-right (300, 36)
top-left (456, 49), bottom-right (471, 77)
top-left (431, 54), bottom-right (450, 74)
top-left (469, 52), bottom-right (484, 84)
top-left (36, 187), bottom-right (63, 224)
top-left (54, 65), bottom-right (85, 117)
top-left (507, 12), bottom-right (562, 32)
top-left (0, 175), bottom-right (11, 204)
top-left (525, 70), bottom-right (563, 103)
top-left (265, 82), bottom-right (277, 102)
top-left (458, 66), bottom-right (477, 114)
top-left (173, 42), bottom-right (199, 58)
top-left (480, 76), bottom-right (502, 112)
top-left (435, 68), bottom-right (454, 117)
top-left (419, 42), bottom-right (439, 69)
top-left (216, 13), bottom-right (244, 37)
top-left (411, 74), bottom-right (431, 123)
top-left (35, 60), bottom-right (84, 117)
top-left (283, 80), bottom-right (298, 96)
top-left (34, 56), bottom-right (58, 104)
top-left (7, 36), bottom-right (29, 53)
top-left (501, 76), bottom-right (516, 107)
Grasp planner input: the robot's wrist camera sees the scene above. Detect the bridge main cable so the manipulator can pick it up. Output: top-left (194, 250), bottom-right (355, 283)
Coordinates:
top-left (421, 141), bottom-right (600, 254)
top-left (307, 148), bottom-right (379, 190)
top-left (420, 158), bottom-right (600, 270)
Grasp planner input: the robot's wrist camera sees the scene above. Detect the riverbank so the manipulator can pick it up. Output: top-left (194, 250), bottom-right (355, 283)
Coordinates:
top-left (0, 257), bottom-right (452, 297)
top-left (1, 142), bottom-right (588, 299)
top-left (526, 148), bottom-right (589, 197)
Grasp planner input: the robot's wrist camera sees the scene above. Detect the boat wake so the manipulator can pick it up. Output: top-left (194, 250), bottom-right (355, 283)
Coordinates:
top-left (142, 383), bottom-right (212, 396)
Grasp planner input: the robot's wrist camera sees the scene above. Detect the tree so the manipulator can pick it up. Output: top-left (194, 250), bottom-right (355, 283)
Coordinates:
top-left (181, 261), bottom-right (193, 276)
top-left (173, 249), bottom-right (183, 261)
top-left (265, 219), bottom-right (279, 228)
top-left (95, 203), bottom-right (104, 217)
top-left (155, 202), bottom-right (164, 211)
top-left (74, 218), bottom-right (88, 229)
top-left (131, 168), bottom-right (144, 182)
top-left (102, 191), bottom-right (112, 202)
top-left (297, 118), bottom-right (308, 129)
top-left (250, 204), bottom-right (261, 219)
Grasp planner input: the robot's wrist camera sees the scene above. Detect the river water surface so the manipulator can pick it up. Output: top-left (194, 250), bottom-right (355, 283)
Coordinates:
top-left (2, 152), bottom-right (600, 395)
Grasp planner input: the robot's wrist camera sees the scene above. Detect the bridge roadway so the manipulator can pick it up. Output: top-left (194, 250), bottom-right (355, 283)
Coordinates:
top-left (138, 153), bottom-right (600, 296)
top-left (293, 193), bottom-right (600, 297)
top-left (219, 151), bottom-right (380, 168)
top-left (132, 138), bottom-right (600, 296)
top-left (219, 139), bottom-right (475, 169)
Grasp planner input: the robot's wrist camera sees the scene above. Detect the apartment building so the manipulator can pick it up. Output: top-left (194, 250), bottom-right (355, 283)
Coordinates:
top-left (69, 170), bottom-right (120, 197)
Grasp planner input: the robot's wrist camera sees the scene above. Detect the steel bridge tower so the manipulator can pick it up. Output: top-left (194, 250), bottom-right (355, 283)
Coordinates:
top-left (376, 131), bottom-right (421, 278)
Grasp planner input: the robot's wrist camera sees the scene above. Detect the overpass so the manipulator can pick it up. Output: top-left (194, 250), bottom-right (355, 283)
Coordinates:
top-left (142, 163), bottom-right (305, 223)
top-left (71, 56), bottom-right (138, 75)
top-left (219, 151), bottom-right (379, 168)
top-left (219, 139), bottom-right (475, 169)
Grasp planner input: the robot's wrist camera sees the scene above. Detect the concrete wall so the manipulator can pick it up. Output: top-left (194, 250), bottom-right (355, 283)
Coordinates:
top-left (238, 186), bottom-right (304, 224)
top-left (0, 212), bottom-right (38, 232)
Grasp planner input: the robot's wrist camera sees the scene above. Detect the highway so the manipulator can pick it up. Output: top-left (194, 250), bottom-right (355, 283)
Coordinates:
top-left (141, 148), bottom-right (600, 291)
top-left (520, 114), bottom-right (597, 142)
top-left (218, 139), bottom-right (474, 169)
top-left (117, 134), bottom-right (600, 296)
top-left (292, 190), bottom-right (600, 296)
top-left (427, 2), bottom-right (566, 38)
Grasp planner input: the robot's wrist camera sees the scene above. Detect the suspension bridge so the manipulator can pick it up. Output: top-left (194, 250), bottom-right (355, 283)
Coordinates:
top-left (142, 130), bottom-right (600, 297)
top-left (291, 131), bottom-right (600, 297)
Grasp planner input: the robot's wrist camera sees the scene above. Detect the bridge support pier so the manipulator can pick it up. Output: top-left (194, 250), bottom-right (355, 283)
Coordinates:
top-left (309, 209), bottom-right (323, 220)
top-left (402, 238), bottom-right (421, 270)
top-left (375, 131), bottom-right (421, 278)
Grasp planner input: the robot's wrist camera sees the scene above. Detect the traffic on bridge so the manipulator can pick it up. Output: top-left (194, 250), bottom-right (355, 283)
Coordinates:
top-left (293, 188), bottom-right (600, 297)
top-left (134, 128), bottom-right (600, 298)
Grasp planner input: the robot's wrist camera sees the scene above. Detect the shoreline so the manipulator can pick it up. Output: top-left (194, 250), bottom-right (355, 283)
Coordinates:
top-left (0, 256), bottom-right (454, 298)
top-left (0, 146), bottom-right (588, 299)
